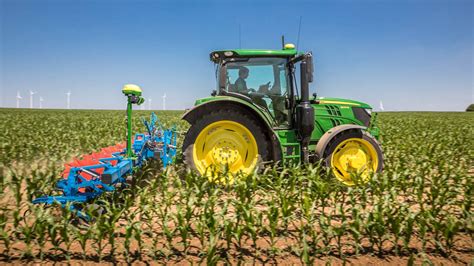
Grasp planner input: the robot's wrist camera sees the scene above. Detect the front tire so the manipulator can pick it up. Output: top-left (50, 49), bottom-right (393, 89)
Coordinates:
top-left (183, 109), bottom-right (270, 182)
top-left (323, 130), bottom-right (383, 186)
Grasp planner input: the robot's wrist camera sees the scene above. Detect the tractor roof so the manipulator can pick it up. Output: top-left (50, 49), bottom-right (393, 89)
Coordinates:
top-left (210, 44), bottom-right (301, 63)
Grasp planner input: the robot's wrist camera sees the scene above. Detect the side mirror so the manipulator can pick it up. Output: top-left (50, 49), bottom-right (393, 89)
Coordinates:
top-left (285, 97), bottom-right (291, 109)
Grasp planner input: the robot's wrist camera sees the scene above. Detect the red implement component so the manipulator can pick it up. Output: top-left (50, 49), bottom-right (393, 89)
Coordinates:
top-left (62, 142), bottom-right (127, 179)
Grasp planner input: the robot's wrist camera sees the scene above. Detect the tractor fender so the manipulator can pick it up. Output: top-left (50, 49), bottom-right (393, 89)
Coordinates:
top-left (182, 100), bottom-right (282, 162)
top-left (315, 124), bottom-right (367, 157)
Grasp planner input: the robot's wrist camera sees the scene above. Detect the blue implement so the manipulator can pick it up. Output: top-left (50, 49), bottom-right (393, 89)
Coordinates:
top-left (32, 112), bottom-right (177, 220)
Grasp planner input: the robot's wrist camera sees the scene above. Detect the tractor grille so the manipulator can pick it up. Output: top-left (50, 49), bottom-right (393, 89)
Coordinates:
top-left (352, 107), bottom-right (371, 127)
top-left (325, 105), bottom-right (341, 116)
top-left (329, 118), bottom-right (344, 127)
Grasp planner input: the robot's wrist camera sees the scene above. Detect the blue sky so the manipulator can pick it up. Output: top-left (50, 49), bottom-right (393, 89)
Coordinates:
top-left (0, 0), bottom-right (472, 111)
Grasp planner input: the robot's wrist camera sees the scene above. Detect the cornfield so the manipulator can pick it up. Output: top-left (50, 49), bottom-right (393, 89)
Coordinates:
top-left (0, 109), bottom-right (472, 264)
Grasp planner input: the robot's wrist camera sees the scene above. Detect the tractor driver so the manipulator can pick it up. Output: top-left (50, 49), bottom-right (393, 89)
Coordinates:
top-left (233, 66), bottom-right (270, 94)
top-left (233, 67), bottom-right (268, 108)
top-left (234, 66), bottom-right (250, 93)
top-left (232, 66), bottom-right (287, 125)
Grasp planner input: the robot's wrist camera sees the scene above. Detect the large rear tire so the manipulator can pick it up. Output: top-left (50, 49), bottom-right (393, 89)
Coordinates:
top-left (182, 109), bottom-right (270, 183)
top-left (323, 130), bottom-right (383, 186)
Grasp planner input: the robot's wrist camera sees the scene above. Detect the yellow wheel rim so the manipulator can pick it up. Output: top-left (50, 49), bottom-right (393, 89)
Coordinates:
top-left (330, 138), bottom-right (379, 186)
top-left (193, 120), bottom-right (259, 183)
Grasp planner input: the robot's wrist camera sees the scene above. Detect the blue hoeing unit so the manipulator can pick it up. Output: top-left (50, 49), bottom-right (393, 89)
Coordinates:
top-left (32, 112), bottom-right (177, 220)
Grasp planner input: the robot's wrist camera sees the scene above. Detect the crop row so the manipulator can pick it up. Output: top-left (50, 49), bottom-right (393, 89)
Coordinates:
top-left (0, 110), bottom-right (472, 263)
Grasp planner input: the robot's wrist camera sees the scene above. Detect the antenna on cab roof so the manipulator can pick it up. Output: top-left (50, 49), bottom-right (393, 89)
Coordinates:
top-left (281, 35), bottom-right (285, 49)
top-left (239, 24), bottom-right (242, 49)
top-left (296, 16), bottom-right (303, 49)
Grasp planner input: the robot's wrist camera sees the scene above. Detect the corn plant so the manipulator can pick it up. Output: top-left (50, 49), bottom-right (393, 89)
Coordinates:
top-left (0, 109), bottom-right (472, 263)
top-left (0, 210), bottom-right (11, 257)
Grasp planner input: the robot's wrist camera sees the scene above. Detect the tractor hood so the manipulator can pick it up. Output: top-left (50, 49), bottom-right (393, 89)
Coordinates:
top-left (317, 97), bottom-right (372, 109)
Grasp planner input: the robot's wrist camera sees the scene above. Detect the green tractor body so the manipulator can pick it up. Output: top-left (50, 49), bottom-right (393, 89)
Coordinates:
top-left (182, 45), bottom-right (383, 185)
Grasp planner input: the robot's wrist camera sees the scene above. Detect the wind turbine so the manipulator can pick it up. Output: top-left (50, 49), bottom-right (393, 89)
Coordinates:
top-left (39, 96), bottom-right (44, 109)
top-left (16, 91), bottom-right (23, 108)
top-left (66, 91), bottom-right (71, 109)
top-left (379, 100), bottom-right (385, 111)
top-left (29, 90), bottom-right (37, 109)
top-left (148, 98), bottom-right (152, 110)
top-left (162, 93), bottom-right (166, 110)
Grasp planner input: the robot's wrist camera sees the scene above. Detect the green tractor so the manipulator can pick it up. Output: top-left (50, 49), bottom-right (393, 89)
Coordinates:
top-left (182, 43), bottom-right (383, 185)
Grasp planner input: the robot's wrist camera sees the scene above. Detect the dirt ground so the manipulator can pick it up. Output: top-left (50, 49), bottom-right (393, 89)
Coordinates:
top-left (1, 234), bottom-right (472, 265)
top-left (1, 253), bottom-right (472, 265)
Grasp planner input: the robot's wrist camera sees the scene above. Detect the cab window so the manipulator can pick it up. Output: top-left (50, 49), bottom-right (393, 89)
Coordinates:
top-left (224, 57), bottom-right (290, 126)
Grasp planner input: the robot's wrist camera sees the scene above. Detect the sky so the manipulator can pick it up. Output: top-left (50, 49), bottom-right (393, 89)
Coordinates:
top-left (0, 0), bottom-right (472, 111)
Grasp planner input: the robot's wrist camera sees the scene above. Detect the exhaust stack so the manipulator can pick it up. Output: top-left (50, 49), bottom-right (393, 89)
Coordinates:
top-left (296, 54), bottom-right (315, 163)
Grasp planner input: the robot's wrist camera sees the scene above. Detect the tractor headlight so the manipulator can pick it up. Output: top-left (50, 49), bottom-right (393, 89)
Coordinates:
top-left (352, 107), bottom-right (371, 127)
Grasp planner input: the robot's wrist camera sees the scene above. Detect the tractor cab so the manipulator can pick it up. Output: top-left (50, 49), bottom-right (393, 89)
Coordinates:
top-left (210, 44), bottom-right (311, 127)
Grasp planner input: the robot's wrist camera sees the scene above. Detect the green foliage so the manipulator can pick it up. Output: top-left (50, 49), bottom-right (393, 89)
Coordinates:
top-left (0, 109), bottom-right (472, 263)
top-left (466, 104), bottom-right (474, 112)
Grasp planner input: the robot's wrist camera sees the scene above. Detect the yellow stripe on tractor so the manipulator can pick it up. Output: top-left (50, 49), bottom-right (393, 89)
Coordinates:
top-left (319, 100), bottom-right (360, 106)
